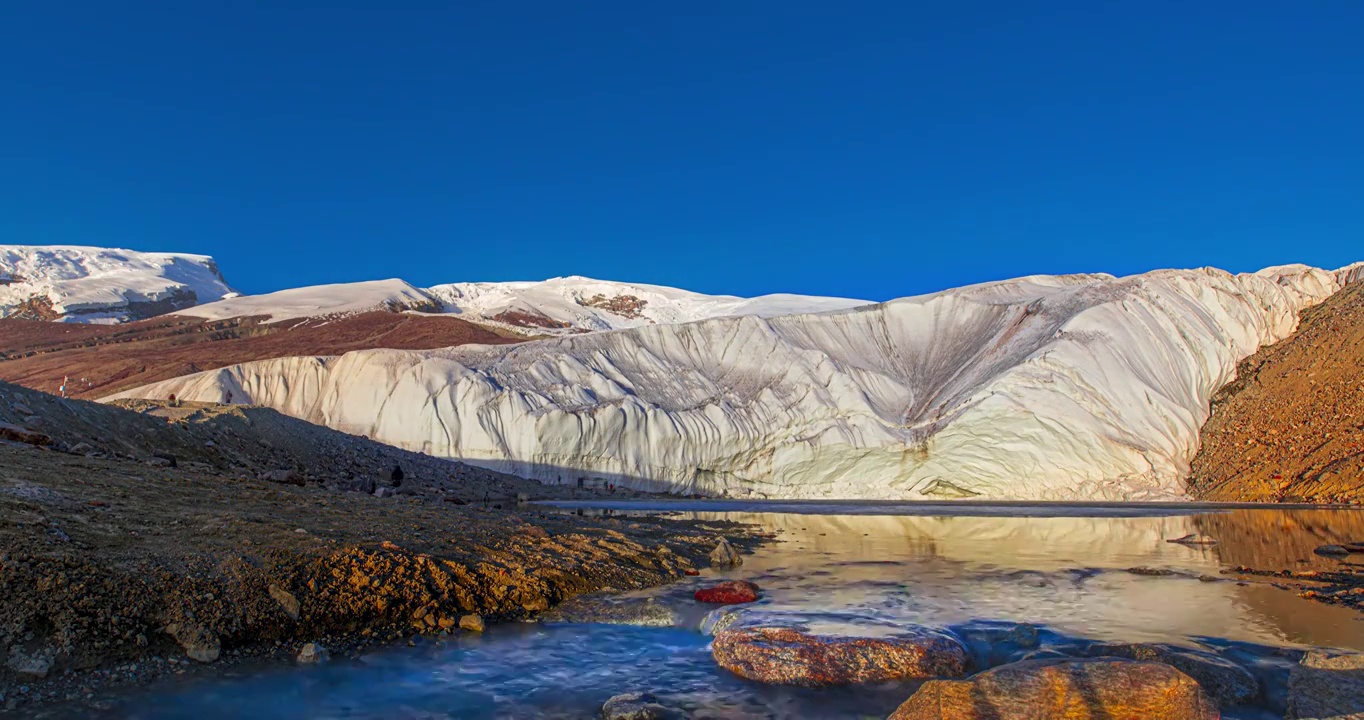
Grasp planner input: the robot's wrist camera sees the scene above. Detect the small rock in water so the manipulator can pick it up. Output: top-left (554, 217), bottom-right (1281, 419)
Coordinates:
top-left (1287, 650), bottom-right (1364, 719)
top-left (1167, 534), bottom-right (1219, 546)
top-left (709, 538), bottom-right (742, 568)
top-left (459, 614), bottom-right (485, 633)
top-left (889, 658), bottom-right (1218, 719)
top-left (1126, 566), bottom-right (1178, 576)
top-left (296, 643), bottom-right (329, 664)
top-left (698, 607), bottom-right (745, 637)
top-left (601, 692), bottom-right (679, 720)
top-left (1314, 544), bottom-right (1351, 556)
top-left (694, 580), bottom-right (760, 605)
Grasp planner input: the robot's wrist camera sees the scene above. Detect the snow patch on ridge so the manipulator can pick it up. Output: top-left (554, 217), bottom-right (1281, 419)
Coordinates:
top-left (178, 279), bottom-right (441, 323)
top-left (109, 264), bottom-right (1352, 501)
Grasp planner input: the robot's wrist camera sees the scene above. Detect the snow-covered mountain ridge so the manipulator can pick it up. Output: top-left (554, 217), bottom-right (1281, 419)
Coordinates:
top-left (0, 245), bottom-right (235, 323)
top-left (178, 275), bottom-right (870, 332)
top-left (110, 262), bottom-right (1361, 501)
top-left (0, 244), bottom-right (868, 331)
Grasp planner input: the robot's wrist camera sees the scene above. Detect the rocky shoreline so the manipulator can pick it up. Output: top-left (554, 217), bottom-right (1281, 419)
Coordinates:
top-left (0, 433), bottom-right (763, 714)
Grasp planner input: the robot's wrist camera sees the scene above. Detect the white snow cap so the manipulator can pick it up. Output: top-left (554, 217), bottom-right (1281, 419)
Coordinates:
top-left (109, 263), bottom-right (1354, 501)
top-left (181, 273), bottom-right (871, 329)
top-left (0, 245), bottom-right (234, 323)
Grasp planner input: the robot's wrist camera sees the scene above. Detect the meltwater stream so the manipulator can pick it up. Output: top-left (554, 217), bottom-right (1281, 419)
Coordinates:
top-left (95, 503), bottom-right (1364, 719)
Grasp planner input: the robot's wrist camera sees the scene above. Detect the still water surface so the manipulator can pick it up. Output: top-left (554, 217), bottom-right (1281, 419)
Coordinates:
top-left (101, 503), bottom-right (1364, 719)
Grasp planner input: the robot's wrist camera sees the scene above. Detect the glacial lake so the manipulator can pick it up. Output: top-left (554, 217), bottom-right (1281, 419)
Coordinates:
top-left (88, 503), bottom-right (1364, 719)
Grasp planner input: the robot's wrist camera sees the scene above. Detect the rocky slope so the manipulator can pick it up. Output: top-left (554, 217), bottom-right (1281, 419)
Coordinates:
top-left (0, 246), bottom-right (234, 323)
top-left (0, 311), bottom-right (519, 400)
top-left (111, 264), bottom-right (1351, 500)
top-left (1189, 278), bottom-right (1364, 503)
top-left (0, 381), bottom-right (758, 713)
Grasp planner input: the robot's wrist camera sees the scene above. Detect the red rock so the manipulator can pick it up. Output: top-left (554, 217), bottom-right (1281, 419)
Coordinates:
top-left (695, 580), bottom-right (760, 604)
top-left (684, 569), bottom-right (700, 576)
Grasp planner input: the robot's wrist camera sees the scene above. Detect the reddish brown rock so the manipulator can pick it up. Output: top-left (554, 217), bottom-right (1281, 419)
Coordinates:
top-left (694, 580), bottom-right (760, 604)
top-left (712, 623), bottom-right (967, 686)
top-left (888, 658), bottom-right (1220, 720)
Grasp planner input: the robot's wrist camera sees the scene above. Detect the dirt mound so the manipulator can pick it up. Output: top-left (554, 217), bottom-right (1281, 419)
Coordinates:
top-left (1189, 281), bottom-right (1364, 503)
top-left (0, 310), bottom-right (519, 400)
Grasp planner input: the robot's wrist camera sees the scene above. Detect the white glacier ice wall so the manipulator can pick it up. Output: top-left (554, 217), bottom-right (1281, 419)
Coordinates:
top-left (110, 265), bottom-right (1349, 500)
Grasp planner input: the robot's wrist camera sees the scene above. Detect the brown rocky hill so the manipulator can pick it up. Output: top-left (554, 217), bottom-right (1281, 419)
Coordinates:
top-left (0, 310), bottom-right (520, 399)
top-left (1189, 281), bottom-right (1364, 503)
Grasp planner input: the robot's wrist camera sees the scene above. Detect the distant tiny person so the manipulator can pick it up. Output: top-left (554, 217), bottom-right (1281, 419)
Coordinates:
top-left (225, 390), bottom-right (234, 404)
top-left (168, 393), bottom-right (178, 407)
top-left (390, 464), bottom-right (404, 486)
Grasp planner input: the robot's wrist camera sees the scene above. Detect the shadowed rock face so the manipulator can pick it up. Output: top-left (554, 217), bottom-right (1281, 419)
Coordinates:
top-left (712, 619), bottom-right (968, 686)
top-left (889, 658), bottom-right (1219, 720)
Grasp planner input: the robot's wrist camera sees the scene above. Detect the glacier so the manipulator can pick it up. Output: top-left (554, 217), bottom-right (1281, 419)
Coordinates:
top-left (109, 264), bottom-right (1357, 500)
top-left (0, 245), bottom-right (234, 323)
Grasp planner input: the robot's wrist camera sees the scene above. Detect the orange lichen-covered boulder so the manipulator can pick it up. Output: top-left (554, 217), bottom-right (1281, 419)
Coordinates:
top-left (888, 658), bottom-right (1220, 720)
top-left (694, 580), bottom-right (760, 604)
top-left (712, 618), bottom-right (967, 686)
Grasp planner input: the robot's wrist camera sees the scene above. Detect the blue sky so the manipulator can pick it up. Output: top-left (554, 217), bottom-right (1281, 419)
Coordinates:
top-left (3, 2), bottom-right (1361, 299)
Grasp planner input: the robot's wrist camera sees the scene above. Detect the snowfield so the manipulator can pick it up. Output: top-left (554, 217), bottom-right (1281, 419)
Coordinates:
top-left (0, 245), bottom-right (234, 323)
top-left (177, 279), bottom-right (441, 323)
top-left (109, 263), bottom-right (1359, 500)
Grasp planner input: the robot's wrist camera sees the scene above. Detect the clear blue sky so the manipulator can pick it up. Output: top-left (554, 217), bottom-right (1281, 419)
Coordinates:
top-left (3, 2), bottom-right (1361, 299)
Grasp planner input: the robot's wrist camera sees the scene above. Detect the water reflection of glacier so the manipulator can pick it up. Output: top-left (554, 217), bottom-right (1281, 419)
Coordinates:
top-left (660, 508), bottom-right (1364, 650)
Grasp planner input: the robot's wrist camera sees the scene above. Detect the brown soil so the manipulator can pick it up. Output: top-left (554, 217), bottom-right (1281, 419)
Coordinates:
top-left (0, 383), bottom-right (758, 713)
top-left (0, 311), bottom-right (520, 400)
top-left (1189, 281), bottom-right (1364, 503)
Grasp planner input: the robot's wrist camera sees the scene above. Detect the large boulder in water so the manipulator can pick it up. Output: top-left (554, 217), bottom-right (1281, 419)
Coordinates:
top-left (1087, 642), bottom-right (1258, 706)
top-left (1287, 650), bottom-right (1364, 719)
top-left (888, 658), bottom-right (1219, 720)
top-left (711, 613), bottom-right (967, 686)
